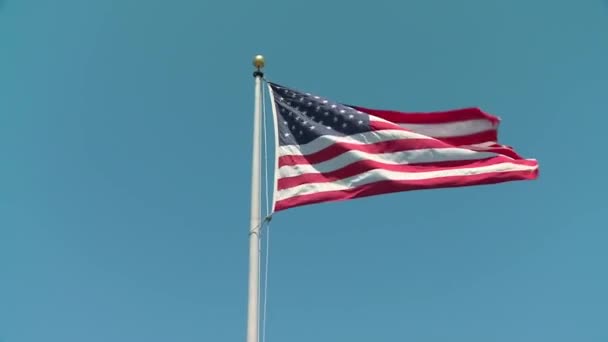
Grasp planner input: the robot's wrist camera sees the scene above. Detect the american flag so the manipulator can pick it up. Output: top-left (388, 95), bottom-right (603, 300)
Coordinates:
top-left (267, 82), bottom-right (539, 212)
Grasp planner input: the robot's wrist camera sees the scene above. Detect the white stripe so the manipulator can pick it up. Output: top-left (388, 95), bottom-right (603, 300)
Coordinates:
top-left (396, 119), bottom-right (496, 138)
top-left (278, 148), bottom-right (501, 178)
top-left (278, 129), bottom-right (435, 157)
top-left (276, 162), bottom-right (537, 201)
top-left (278, 124), bottom-right (499, 158)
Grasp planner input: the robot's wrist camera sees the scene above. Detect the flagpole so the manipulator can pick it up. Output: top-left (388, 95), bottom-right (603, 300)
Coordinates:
top-left (247, 55), bottom-right (265, 342)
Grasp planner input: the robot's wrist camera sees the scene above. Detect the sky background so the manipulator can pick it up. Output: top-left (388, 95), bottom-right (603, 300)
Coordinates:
top-left (1, 0), bottom-right (607, 341)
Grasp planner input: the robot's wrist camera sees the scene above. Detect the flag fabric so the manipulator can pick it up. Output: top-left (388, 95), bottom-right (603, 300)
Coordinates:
top-left (267, 82), bottom-right (539, 212)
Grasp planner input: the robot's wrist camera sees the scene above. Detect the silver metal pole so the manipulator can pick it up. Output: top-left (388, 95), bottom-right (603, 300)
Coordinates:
top-left (246, 54), bottom-right (265, 342)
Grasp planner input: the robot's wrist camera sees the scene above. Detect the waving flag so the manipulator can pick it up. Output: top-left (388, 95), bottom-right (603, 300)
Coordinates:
top-left (267, 82), bottom-right (539, 212)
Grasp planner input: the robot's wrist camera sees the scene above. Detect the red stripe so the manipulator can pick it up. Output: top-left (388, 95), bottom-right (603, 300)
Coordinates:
top-left (352, 106), bottom-right (500, 125)
top-left (465, 145), bottom-right (523, 159)
top-left (274, 167), bottom-right (539, 212)
top-left (277, 157), bottom-right (538, 190)
top-left (369, 121), bottom-right (498, 146)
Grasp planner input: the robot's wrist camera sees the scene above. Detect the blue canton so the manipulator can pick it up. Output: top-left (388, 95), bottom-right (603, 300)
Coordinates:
top-left (269, 82), bottom-right (372, 146)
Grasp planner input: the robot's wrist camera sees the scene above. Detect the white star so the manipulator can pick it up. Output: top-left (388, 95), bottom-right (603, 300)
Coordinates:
top-left (283, 121), bottom-right (288, 125)
top-left (284, 133), bottom-right (290, 137)
top-left (342, 123), bottom-right (347, 128)
top-left (358, 120), bottom-right (363, 125)
top-left (299, 130), bottom-right (303, 135)
top-left (348, 114), bottom-right (354, 119)
top-left (315, 106), bottom-right (321, 112)
top-left (339, 109), bottom-right (346, 114)
top-left (314, 96), bottom-right (320, 99)
top-left (279, 97), bottom-right (284, 101)
top-left (323, 112), bottom-right (329, 116)
top-left (299, 97), bottom-right (304, 101)
top-left (302, 111), bottom-right (307, 115)
top-left (322, 100), bottom-right (328, 104)
top-left (326, 126), bottom-right (332, 130)
top-left (310, 126), bottom-right (315, 130)
top-left (333, 117), bottom-right (338, 122)
top-left (307, 102), bottom-right (313, 106)
top-left (291, 125), bottom-right (296, 129)
top-left (331, 104), bottom-right (337, 108)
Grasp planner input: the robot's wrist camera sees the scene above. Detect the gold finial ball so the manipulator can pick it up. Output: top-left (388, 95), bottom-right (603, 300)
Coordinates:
top-left (253, 55), bottom-right (265, 69)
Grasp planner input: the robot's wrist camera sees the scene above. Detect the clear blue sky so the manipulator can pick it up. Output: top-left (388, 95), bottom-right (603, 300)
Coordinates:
top-left (1, 0), bottom-right (607, 341)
